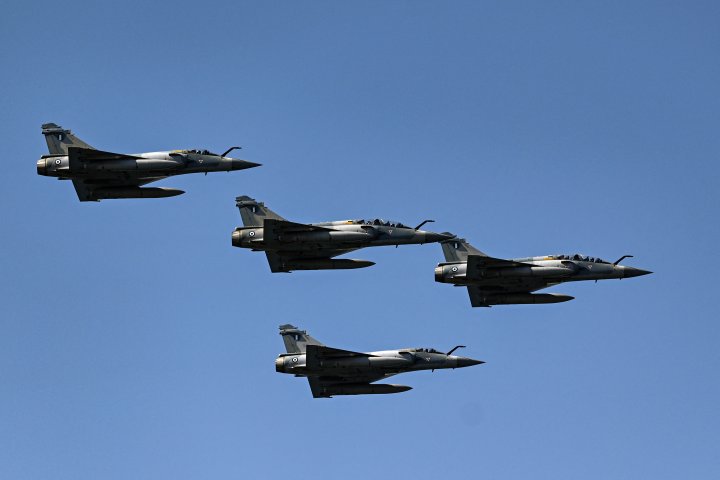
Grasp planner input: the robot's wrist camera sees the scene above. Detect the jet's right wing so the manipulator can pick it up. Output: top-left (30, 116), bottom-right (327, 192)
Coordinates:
top-left (261, 219), bottom-right (364, 272)
top-left (264, 249), bottom-right (362, 273)
top-left (467, 282), bottom-right (559, 307)
top-left (70, 177), bottom-right (165, 202)
top-left (304, 344), bottom-right (385, 397)
top-left (306, 373), bottom-right (398, 398)
top-left (72, 179), bottom-right (93, 202)
top-left (265, 251), bottom-right (286, 273)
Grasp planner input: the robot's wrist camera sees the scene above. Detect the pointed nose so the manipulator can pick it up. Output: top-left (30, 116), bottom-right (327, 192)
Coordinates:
top-left (623, 267), bottom-right (653, 278)
top-left (455, 357), bottom-right (484, 368)
top-left (231, 159), bottom-right (262, 171)
top-left (422, 232), bottom-right (456, 243)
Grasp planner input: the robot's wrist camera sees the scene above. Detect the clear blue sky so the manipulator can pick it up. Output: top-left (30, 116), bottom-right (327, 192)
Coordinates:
top-left (1, 1), bottom-right (718, 478)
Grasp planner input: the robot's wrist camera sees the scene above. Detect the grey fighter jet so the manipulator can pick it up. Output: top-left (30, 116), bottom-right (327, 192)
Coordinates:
top-left (232, 196), bottom-right (454, 272)
top-left (37, 123), bottom-right (260, 201)
top-left (276, 324), bottom-right (483, 398)
top-left (435, 237), bottom-right (652, 307)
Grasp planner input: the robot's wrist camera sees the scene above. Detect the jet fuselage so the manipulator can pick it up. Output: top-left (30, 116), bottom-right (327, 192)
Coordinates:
top-left (276, 348), bottom-right (481, 377)
top-left (233, 221), bottom-right (450, 253)
top-left (435, 255), bottom-right (650, 285)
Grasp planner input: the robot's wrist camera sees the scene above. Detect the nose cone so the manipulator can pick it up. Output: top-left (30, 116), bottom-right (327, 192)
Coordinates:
top-left (231, 158), bottom-right (262, 171)
top-left (623, 267), bottom-right (653, 278)
top-left (422, 231), bottom-right (456, 243)
top-left (455, 357), bottom-right (484, 368)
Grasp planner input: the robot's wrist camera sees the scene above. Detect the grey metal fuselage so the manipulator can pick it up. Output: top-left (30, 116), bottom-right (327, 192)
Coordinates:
top-left (234, 220), bottom-right (448, 254)
top-left (436, 249), bottom-right (651, 307)
top-left (436, 255), bottom-right (644, 285)
top-left (276, 324), bottom-right (482, 397)
top-left (37, 123), bottom-right (260, 201)
top-left (277, 348), bottom-right (478, 382)
top-left (38, 150), bottom-right (256, 184)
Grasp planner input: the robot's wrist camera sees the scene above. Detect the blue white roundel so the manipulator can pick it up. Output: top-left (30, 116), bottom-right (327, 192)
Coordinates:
top-left (55, 159), bottom-right (61, 165)
top-left (249, 231), bottom-right (256, 237)
top-left (451, 266), bottom-right (459, 272)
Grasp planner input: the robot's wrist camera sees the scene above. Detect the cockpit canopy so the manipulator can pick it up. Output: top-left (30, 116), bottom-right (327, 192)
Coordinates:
top-left (186, 149), bottom-right (219, 156)
top-left (411, 348), bottom-right (444, 354)
top-left (555, 254), bottom-right (609, 264)
top-left (353, 219), bottom-right (411, 228)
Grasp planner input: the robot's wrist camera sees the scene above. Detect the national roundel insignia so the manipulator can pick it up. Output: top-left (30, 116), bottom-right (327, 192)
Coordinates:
top-left (249, 231), bottom-right (256, 237)
top-left (292, 357), bottom-right (298, 363)
top-left (451, 266), bottom-right (458, 272)
top-left (55, 159), bottom-right (61, 165)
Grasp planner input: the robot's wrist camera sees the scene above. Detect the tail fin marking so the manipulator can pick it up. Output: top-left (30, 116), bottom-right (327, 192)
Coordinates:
top-left (279, 324), bottom-right (325, 353)
top-left (236, 196), bottom-right (286, 227)
top-left (440, 238), bottom-right (488, 262)
top-left (41, 123), bottom-right (94, 154)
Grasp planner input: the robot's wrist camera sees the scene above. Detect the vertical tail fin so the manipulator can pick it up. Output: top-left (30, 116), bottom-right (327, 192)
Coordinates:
top-left (41, 123), bottom-right (94, 154)
top-left (440, 237), bottom-right (488, 262)
top-left (236, 196), bottom-right (286, 227)
top-left (279, 324), bottom-right (325, 353)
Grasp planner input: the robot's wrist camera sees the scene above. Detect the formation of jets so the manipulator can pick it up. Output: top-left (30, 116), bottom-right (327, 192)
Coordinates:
top-left (232, 195), bottom-right (453, 272)
top-left (36, 124), bottom-right (652, 397)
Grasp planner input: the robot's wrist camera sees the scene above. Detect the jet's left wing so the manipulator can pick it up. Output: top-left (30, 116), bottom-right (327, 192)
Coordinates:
top-left (262, 218), bottom-right (333, 242)
top-left (466, 254), bottom-right (527, 271)
top-left (68, 146), bottom-right (142, 162)
top-left (305, 344), bottom-right (371, 368)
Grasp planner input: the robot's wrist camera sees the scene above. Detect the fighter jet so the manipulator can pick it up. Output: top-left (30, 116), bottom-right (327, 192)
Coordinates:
top-left (232, 196), bottom-right (454, 272)
top-left (37, 123), bottom-right (261, 201)
top-left (435, 237), bottom-right (652, 307)
top-left (276, 324), bottom-right (483, 398)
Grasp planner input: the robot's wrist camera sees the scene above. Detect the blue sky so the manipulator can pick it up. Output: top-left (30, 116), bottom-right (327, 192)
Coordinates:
top-left (1, 1), bottom-right (718, 478)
